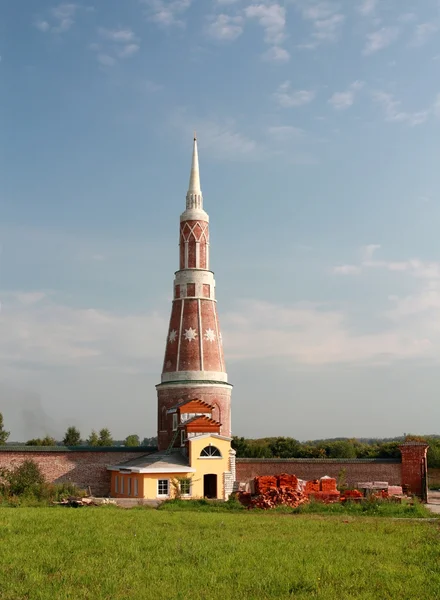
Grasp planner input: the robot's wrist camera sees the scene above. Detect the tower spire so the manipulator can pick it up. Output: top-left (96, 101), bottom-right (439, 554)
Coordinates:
top-left (186, 135), bottom-right (202, 210)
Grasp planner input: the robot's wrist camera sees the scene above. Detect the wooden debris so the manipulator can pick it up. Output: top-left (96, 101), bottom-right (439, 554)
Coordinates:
top-left (53, 496), bottom-right (117, 508)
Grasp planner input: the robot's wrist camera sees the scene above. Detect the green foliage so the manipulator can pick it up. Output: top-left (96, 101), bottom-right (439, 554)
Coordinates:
top-left (63, 426), bottom-right (81, 446)
top-left (86, 428), bottom-right (113, 447)
top-left (268, 437), bottom-right (302, 458)
top-left (87, 430), bottom-right (99, 446)
top-left (0, 509), bottom-right (439, 599)
top-left (158, 497), bottom-right (245, 512)
top-left (426, 438), bottom-right (440, 469)
top-left (141, 436), bottom-right (158, 447)
top-left (25, 435), bottom-right (57, 446)
top-left (0, 412), bottom-right (10, 445)
top-left (0, 459), bottom-right (85, 505)
top-left (124, 434), bottom-right (140, 447)
top-left (232, 436), bottom-right (408, 462)
top-left (292, 497), bottom-right (433, 519)
top-left (97, 428), bottom-right (113, 447)
top-left (1, 459), bottom-right (45, 496)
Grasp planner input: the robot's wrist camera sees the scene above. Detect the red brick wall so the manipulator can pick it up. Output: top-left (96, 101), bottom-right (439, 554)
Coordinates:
top-left (399, 443), bottom-right (428, 498)
top-left (0, 450), bottom-right (150, 496)
top-left (236, 459), bottom-right (402, 487)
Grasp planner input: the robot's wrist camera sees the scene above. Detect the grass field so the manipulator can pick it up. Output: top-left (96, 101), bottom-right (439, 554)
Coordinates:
top-left (0, 507), bottom-right (439, 600)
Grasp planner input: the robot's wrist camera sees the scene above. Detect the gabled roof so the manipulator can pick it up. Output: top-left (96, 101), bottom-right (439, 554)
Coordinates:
top-left (184, 415), bottom-right (221, 433)
top-left (107, 450), bottom-right (195, 474)
top-left (167, 398), bottom-right (213, 415)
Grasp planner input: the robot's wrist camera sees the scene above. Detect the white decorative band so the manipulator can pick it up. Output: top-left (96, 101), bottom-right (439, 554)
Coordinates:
top-left (157, 380), bottom-right (233, 390)
top-left (180, 208), bottom-right (209, 222)
top-left (161, 370), bottom-right (229, 383)
top-left (174, 269), bottom-right (215, 287)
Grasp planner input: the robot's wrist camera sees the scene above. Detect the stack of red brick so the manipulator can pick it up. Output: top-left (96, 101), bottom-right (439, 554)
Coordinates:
top-left (238, 473), bottom-right (307, 510)
top-left (305, 477), bottom-right (340, 503)
top-left (340, 489), bottom-right (363, 502)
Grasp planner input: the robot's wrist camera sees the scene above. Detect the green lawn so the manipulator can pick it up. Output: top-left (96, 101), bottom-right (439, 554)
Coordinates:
top-left (0, 507), bottom-right (439, 600)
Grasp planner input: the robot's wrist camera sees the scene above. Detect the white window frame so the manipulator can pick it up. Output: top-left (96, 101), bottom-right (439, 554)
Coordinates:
top-left (181, 430), bottom-right (186, 446)
top-left (128, 477), bottom-right (132, 496)
top-left (157, 479), bottom-right (170, 497)
top-left (134, 479), bottom-right (139, 497)
top-left (120, 477), bottom-right (124, 494)
top-left (180, 478), bottom-right (192, 497)
top-left (172, 413), bottom-right (178, 431)
top-left (114, 475), bottom-right (119, 494)
top-left (200, 445), bottom-right (222, 458)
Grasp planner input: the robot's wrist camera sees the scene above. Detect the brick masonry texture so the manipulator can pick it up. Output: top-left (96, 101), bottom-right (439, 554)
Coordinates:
top-left (236, 459), bottom-right (402, 487)
top-left (157, 384), bottom-right (232, 450)
top-left (0, 450), bottom-right (149, 496)
top-left (399, 443), bottom-right (428, 497)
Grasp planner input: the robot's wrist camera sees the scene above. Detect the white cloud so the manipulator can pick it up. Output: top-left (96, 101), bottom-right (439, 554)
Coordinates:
top-left (410, 22), bottom-right (439, 47)
top-left (143, 0), bottom-right (192, 27)
top-left (223, 299), bottom-right (433, 365)
top-left (312, 13), bottom-right (345, 42)
top-left (15, 292), bottom-right (47, 306)
top-left (333, 265), bottom-right (361, 275)
top-left (372, 91), bottom-right (428, 126)
top-left (0, 293), bottom-right (166, 372)
top-left (245, 3), bottom-right (288, 59)
top-left (245, 3), bottom-right (286, 44)
top-left (2, 290), bottom-right (437, 377)
top-left (362, 244), bottom-right (381, 261)
top-left (171, 110), bottom-right (260, 161)
top-left (170, 110), bottom-right (317, 164)
top-left (34, 3), bottom-right (79, 34)
top-left (35, 20), bottom-right (50, 32)
top-left (117, 44), bottom-right (140, 58)
top-left (358, 0), bottom-right (377, 17)
top-left (263, 45), bottom-right (290, 62)
top-left (328, 80), bottom-right (364, 110)
top-left (97, 54), bottom-right (117, 67)
top-left (363, 26), bottom-right (399, 55)
top-left (92, 28), bottom-right (140, 65)
top-left (206, 14), bottom-right (243, 41)
top-left (98, 28), bottom-right (137, 43)
top-left (294, 1), bottom-right (345, 46)
top-left (273, 81), bottom-right (315, 107)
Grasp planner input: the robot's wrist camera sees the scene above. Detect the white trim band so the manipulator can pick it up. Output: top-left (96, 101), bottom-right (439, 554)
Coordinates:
top-left (161, 370), bottom-right (228, 383)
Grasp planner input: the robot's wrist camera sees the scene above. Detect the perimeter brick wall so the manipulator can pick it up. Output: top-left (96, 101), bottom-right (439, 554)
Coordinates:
top-left (236, 459), bottom-right (402, 488)
top-left (0, 448), bottom-right (154, 496)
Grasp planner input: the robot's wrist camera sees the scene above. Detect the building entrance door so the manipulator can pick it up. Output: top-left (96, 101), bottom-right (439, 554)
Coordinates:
top-left (203, 474), bottom-right (217, 499)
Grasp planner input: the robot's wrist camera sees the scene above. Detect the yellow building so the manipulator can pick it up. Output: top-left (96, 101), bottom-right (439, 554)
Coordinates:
top-left (108, 400), bottom-right (236, 501)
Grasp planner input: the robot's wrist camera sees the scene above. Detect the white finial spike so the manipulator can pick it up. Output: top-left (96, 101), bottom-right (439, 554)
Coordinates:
top-left (188, 136), bottom-right (201, 194)
top-left (186, 135), bottom-right (202, 210)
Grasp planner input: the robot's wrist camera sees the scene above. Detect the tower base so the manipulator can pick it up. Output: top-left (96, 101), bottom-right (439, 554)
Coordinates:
top-left (156, 381), bottom-right (232, 450)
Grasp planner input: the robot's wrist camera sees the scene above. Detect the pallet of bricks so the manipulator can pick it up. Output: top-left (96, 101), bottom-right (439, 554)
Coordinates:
top-left (238, 474), bottom-right (308, 510)
top-left (304, 476), bottom-right (340, 503)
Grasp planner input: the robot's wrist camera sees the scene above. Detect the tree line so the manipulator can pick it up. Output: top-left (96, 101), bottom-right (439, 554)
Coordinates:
top-left (0, 414), bottom-right (156, 448)
top-left (1, 412), bottom-right (439, 467)
top-left (232, 435), bottom-right (440, 469)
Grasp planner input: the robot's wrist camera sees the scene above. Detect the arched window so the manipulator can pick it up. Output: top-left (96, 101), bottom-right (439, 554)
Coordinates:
top-left (200, 446), bottom-right (222, 458)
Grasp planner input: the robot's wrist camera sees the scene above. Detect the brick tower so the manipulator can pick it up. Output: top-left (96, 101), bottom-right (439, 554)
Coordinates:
top-left (156, 136), bottom-right (232, 450)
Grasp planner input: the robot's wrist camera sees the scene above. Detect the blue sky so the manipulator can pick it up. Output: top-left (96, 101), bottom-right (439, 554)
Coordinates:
top-left (1, 0), bottom-right (440, 442)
